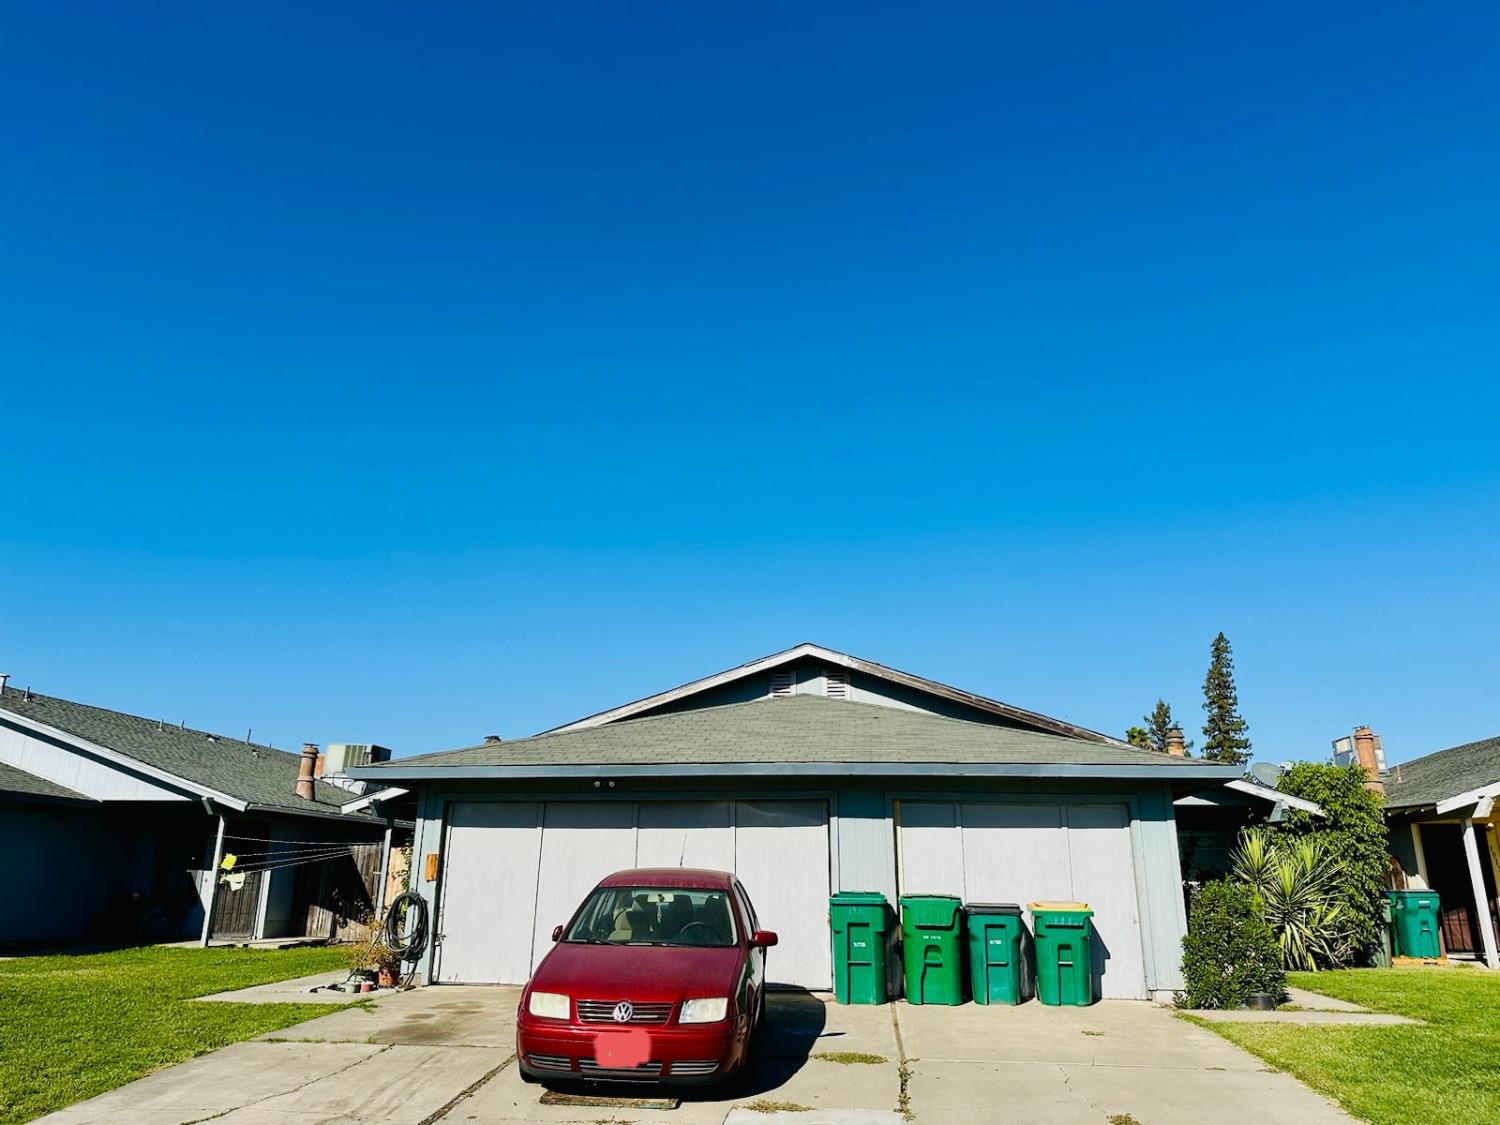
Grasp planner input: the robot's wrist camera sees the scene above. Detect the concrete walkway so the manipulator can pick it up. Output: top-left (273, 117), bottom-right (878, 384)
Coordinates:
top-left (1188, 984), bottom-right (1420, 1026)
top-left (195, 969), bottom-right (383, 1004)
top-left (35, 987), bottom-right (1356, 1125)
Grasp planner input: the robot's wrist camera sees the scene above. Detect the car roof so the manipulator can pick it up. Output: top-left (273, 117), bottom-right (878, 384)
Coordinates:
top-left (596, 868), bottom-right (735, 891)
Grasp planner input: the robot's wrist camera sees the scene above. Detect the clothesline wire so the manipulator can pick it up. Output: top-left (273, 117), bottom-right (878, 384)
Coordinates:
top-left (217, 846), bottom-right (363, 864)
top-left (223, 834), bottom-right (377, 846)
top-left (222, 847), bottom-right (354, 868)
top-left (220, 850), bottom-right (364, 877)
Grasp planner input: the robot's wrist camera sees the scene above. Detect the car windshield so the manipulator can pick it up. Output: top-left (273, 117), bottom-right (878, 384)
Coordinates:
top-left (564, 886), bottom-right (738, 948)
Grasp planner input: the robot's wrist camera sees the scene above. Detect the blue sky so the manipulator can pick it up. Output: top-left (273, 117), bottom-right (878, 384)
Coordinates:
top-left (2, 3), bottom-right (1497, 763)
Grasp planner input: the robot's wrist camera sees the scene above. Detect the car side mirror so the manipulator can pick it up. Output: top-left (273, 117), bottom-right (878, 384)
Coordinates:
top-left (551, 925), bottom-right (564, 942)
top-left (750, 930), bottom-right (778, 948)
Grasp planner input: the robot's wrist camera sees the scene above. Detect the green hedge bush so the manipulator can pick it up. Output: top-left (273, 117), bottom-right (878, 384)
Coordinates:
top-left (1179, 878), bottom-right (1286, 1009)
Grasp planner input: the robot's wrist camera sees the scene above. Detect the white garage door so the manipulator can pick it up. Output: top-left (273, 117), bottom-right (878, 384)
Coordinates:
top-left (436, 799), bottom-right (831, 989)
top-left (898, 801), bottom-right (1146, 999)
top-left (436, 802), bottom-right (542, 985)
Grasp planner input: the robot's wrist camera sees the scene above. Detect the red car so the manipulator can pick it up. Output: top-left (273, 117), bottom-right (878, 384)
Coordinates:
top-left (517, 868), bottom-right (778, 1085)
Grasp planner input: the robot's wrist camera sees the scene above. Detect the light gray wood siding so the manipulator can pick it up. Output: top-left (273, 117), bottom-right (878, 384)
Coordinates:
top-left (408, 777), bottom-right (1190, 1000)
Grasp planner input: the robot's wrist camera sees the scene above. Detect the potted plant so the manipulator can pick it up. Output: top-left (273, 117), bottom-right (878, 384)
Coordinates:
top-left (347, 930), bottom-right (401, 989)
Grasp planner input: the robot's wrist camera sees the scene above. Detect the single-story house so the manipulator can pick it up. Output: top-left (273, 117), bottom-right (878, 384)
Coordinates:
top-left (351, 643), bottom-right (1239, 1002)
top-left (0, 679), bottom-right (402, 949)
top-left (1385, 733), bottom-right (1500, 969)
top-left (1174, 778), bottom-right (1325, 884)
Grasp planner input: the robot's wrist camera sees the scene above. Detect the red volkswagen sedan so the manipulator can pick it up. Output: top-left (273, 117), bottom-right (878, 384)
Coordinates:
top-left (517, 868), bottom-right (778, 1085)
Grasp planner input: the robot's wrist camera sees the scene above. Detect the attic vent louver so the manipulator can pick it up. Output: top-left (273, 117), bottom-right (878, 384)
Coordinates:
top-left (770, 670), bottom-right (795, 698)
top-left (825, 669), bottom-right (849, 700)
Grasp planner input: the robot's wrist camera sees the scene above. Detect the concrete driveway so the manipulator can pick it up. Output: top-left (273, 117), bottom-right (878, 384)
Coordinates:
top-left (36, 985), bottom-right (1353, 1125)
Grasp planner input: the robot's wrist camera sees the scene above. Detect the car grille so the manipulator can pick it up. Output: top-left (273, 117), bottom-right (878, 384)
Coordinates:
top-left (576, 999), bottom-right (674, 1025)
top-left (526, 1053), bottom-right (572, 1072)
top-left (670, 1059), bottom-right (720, 1077)
top-left (577, 1059), bottom-right (664, 1080)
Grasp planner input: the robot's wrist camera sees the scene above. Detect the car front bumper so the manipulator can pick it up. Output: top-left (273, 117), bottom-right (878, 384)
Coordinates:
top-left (516, 1015), bottom-right (748, 1084)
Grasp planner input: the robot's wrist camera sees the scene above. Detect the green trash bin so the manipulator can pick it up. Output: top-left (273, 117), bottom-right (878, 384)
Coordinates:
top-left (1387, 889), bottom-right (1442, 959)
top-left (830, 892), bottom-right (893, 1004)
top-left (963, 903), bottom-right (1026, 1005)
top-left (1030, 900), bottom-right (1095, 1007)
top-left (899, 894), bottom-right (964, 1005)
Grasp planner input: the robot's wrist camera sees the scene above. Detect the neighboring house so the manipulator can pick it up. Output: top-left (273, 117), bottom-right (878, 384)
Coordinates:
top-left (1385, 734), bottom-right (1500, 969)
top-left (1174, 779), bottom-right (1325, 883)
top-left (0, 679), bottom-right (399, 949)
top-left (351, 643), bottom-right (1239, 1002)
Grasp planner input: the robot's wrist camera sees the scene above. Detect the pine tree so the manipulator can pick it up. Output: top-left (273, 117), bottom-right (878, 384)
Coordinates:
top-left (1143, 699), bottom-right (1191, 755)
top-left (1201, 632), bottom-right (1251, 765)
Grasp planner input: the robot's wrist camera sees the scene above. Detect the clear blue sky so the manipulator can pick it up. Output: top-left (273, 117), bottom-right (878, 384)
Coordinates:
top-left (2, 3), bottom-right (1497, 765)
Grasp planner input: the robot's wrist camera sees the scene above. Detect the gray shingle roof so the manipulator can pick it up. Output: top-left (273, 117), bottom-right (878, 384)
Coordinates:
top-left (0, 687), bottom-right (374, 817)
top-left (0, 760), bottom-right (94, 804)
top-left (361, 695), bottom-right (1234, 777)
top-left (1384, 735), bottom-right (1500, 810)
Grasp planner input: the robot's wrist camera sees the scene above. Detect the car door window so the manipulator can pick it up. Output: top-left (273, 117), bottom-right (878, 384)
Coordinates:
top-left (732, 883), bottom-right (759, 936)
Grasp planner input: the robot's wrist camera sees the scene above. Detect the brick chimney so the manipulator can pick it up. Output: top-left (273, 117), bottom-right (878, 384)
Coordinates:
top-left (1165, 727), bottom-right (1187, 757)
top-left (295, 743), bottom-right (319, 800)
top-left (1353, 725), bottom-right (1384, 796)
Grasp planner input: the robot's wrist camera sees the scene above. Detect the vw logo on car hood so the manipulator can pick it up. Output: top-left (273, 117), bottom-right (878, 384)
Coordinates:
top-left (611, 1001), bottom-right (634, 1023)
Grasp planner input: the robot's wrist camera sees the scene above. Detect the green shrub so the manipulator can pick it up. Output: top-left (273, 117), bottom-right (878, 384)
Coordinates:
top-left (1233, 826), bottom-right (1354, 970)
top-left (1273, 763), bottom-right (1388, 964)
top-left (1179, 879), bottom-right (1286, 1009)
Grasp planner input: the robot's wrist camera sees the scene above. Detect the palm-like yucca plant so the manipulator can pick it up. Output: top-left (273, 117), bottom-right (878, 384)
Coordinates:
top-left (1231, 827), bottom-right (1354, 970)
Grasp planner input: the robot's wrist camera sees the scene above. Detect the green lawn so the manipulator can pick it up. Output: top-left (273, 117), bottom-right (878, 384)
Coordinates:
top-left (1188, 967), bottom-right (1500, 1125)
top-left (0, 945), bottom-right (352, 1124)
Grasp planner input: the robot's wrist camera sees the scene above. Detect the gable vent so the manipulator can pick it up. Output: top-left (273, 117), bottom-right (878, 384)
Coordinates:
top-left (825, 669), bottom-right (849, 700)
top-left (770, 670), bottom-right (796, 698)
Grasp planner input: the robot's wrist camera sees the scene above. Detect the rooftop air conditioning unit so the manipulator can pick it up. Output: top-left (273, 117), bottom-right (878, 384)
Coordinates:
top-left (1332, 733), bottom-right (1386, 774)
top-left (320, 743), bottom-right (393, 793)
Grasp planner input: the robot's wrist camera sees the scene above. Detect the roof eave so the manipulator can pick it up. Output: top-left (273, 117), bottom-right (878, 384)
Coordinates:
top-left (241, 800), bottom-right (385, 824)
top-left (350, 760), bottom-right (1241, 783)
top-left (339, 786), bottom-right (412, 814)
top-left (0, 708), bottom-right (251, 811)
top-left (0, 788), bottom-right (102, 808)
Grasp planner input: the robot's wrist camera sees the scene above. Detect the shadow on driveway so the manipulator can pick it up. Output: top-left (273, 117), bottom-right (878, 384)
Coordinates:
top-left (538, 988), bottom-right (829, 1104)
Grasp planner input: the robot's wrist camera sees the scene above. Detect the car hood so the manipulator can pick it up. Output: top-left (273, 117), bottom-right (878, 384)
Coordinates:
top-left (531, 941), bottom-right (743, 1001)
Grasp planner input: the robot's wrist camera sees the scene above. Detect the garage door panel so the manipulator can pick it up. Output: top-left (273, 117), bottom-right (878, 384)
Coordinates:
top-left (636, 801), bottom-right (735, 870)
top-left (437, 797), bottom-right (832, 990)
top-left (897, 799), bottom-right (1147, 1001)
top-left (960, 803), bottom-right (1070, 907)
top-left (531, 803), bottom-right (638, 973)
top-left (899, 802), bottom-right (963, 898)
top-left (437, 802), bottom-right (541, 984)
top-left (733, 800), bottom-right (831, 989)
top-left (1065, 804), bottom-right (1146, 1000)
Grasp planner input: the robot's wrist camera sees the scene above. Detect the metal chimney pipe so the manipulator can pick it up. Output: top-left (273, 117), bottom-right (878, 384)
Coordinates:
top-left (296, 743), bottom-right (319, 800)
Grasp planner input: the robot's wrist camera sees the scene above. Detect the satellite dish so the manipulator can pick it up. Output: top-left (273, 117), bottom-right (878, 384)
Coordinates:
top-left (1249, 761), bottom-right (1285, 788)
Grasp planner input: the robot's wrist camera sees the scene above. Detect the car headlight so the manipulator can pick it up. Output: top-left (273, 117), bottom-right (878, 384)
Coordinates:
top-left (527, 991), bottom-right (570, 1019)
top-left (679, 997), bottom-right (729, 1024)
